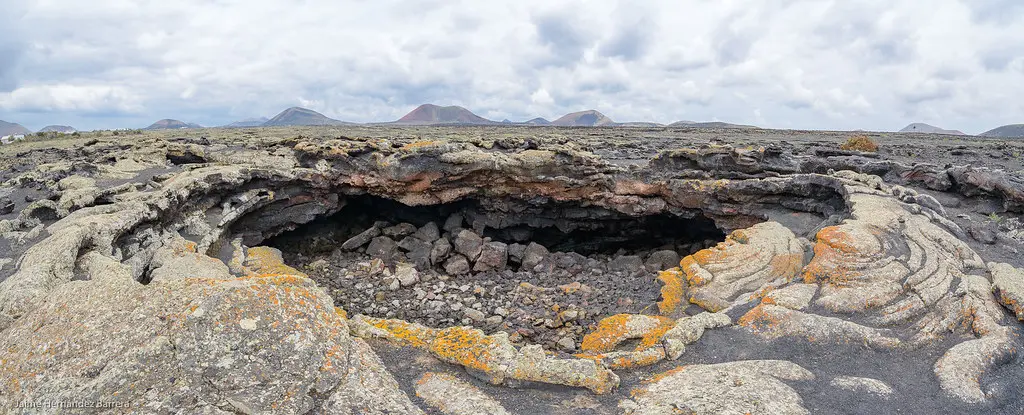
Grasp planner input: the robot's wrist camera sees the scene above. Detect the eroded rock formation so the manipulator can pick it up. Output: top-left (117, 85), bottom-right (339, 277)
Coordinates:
top-left (0, 130), bottom-right (1022, 414)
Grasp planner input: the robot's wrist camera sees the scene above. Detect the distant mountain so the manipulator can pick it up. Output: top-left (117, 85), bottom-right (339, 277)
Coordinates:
top-left (395, 104), bottom-right (494, 125)
top-left (0, 120), bottom-right (32, 136)
top-left (263, 107), bottom-right (354, 127)
top-left (223, 117), bottom-right (269, 128)
top-left (145, 119), bottom-right (203, 130)
top-left (617, 122), bottom-right (664, 127)
top-left (980, 124), bottom-right (1024, 138)
top-left (551, 110), bottom-right (616, 127)
top-left (524, 117), bottom-right (551, 126)
top-left (899, 123), bottom-right (965, 135)
top-left (668, 121), bottom-right (758, 129)
top-left (38, 125), bottom-right (77, 133)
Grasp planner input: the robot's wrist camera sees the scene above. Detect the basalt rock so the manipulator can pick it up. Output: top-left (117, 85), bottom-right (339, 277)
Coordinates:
top-left (0, 131), bottom-right (1022, 414)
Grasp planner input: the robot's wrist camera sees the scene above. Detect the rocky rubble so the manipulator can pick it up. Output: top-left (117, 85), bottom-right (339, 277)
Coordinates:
top-left (0, 130), bottom-right (1021, 414)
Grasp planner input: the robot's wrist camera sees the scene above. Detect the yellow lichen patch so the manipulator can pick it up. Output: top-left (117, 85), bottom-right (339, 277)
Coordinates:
top-left (400, 140), bottom-right (441, 150)
top-left (335, 307), bottom-right (347, 320)
top-left (365, 318), bottom-right (439, 349)
top-left (244, 246), bottom-right (307, 278)
top-left (656, 268), bottom-right (686, 314)
top-left (430, 327), bottom-right (499, 374)
top-left (580, 314), bottom-right (675, 354)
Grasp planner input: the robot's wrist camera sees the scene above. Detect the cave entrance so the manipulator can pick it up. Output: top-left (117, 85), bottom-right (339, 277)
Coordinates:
top-left (265, 194), bottom-right (726, 259)
top-left (263, 193), bottom-right (729, 351)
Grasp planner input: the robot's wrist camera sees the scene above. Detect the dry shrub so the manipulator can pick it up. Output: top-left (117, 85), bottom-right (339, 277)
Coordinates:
top-left (840, 135), bottom-right (879, 152)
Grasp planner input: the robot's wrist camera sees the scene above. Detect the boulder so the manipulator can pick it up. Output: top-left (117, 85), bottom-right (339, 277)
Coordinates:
top-left (342, 225), bottom-right (381, 250)
top-left (473, 241), bottom-right (508, 272)
top-left (520, 242), bottom-right (549, 270)
top-left (430, 238), bottom-right (453, 266)
top-left (366, 236), bottom-right (399, 259)
top-left (453, 230), bottom-right (484, 261)
top-left (0, 255), bottom-right (418, 414)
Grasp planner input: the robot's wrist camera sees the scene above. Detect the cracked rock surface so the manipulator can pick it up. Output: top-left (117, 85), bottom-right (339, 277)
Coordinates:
top-left (0, 126), bottom-right (1022, 414)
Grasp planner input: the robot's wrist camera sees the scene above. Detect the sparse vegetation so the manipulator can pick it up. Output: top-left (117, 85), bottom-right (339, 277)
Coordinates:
top-left (840, 135), bottom-right (879, 152)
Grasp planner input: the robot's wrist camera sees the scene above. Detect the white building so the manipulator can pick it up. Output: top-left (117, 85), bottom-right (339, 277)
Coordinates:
top-left (1, 134), bottom-right (25, 145)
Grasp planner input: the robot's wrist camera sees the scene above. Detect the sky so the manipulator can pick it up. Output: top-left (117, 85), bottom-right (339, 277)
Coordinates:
top-left (0, 0), bottom-right (1022, 133)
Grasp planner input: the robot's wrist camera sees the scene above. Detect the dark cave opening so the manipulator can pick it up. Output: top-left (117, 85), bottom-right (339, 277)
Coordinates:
top-left (264, 194), bottom-right (727, 259)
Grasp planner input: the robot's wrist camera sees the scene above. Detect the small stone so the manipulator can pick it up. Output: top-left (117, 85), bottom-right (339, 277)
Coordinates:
top-left (383, 223), bottom-right (417, 238)
top-left (494, 307), bottom-right (509, 317)
top-left (485, 315), bottom-right (504, 325)
top-left (239, 318), bottom-right (258, 331)
top-left (556, 335), bottom-right (576, 351)
top-left (394, 263), bottom-right (420, 287)
top-left (453, 229), bottom-right (484, 261)
top-left (451, 303), bottom-right (463, 311)
top-left (464, 308), bottom-right (486, 322)
top-left (385, 278), bottom-right (400, 291)
top-left (560, 309), bottom-right (579, 322)
top-left (374, 292), bottom-right (386, 302)
top-left (444, 254), bottom-right (471, 275)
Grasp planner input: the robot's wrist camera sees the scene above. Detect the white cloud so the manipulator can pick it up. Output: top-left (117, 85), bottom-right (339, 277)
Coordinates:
top-left (0, 84), bottom-right (142, 113)
top-left (0, 0), bottom-right (1022, 132)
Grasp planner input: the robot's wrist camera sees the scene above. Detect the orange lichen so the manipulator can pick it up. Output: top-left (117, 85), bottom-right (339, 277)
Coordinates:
top-left (736, 304), bottom-right (785, 332)
top-left (366, 318), bottom-right (438, 348)
top-left (656, 268), bottom-right (686, 314)
top-left (430, 327), bottom-right (499, 373)
top-left (646, 366), bottom-right (689, 384)
top-left (580, 314), bottom-right (675, 354)
top-left (768, 253), bottom-right (803, 280)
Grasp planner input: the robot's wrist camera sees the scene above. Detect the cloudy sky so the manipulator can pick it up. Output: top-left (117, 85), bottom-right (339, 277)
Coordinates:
top-left (1, 0), bottom-right (1022, 132)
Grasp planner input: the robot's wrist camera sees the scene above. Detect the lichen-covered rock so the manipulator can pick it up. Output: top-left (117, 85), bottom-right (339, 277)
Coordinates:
top-left (622, 360), bottom-right (815, 415)
top-left (0, 255), bottom-right (415, 414)
top-left (682, 221), bottom-right (805, 312)
top-left (990, 262), bottom-right (1024, 320)
top-left (352, 315), bottom-right (620, 394)
top-left (576, 312), bottom-right (730, 369)
top-left (739, 304), bottom-right (901, 349)
top-left (149, 236), bottom-right (233, 282)
top-left (415, 372), bottom-right (511, 415)
top-left (762, 283), bottom-right (818, 310)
